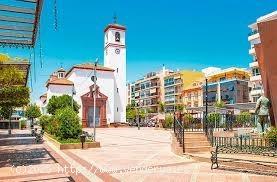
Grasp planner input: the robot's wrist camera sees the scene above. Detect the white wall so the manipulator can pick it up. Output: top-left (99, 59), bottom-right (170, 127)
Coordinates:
top-left (104, 28), bottom-right (126, 123)
top-left (67, 68), bottom-right (115, 124)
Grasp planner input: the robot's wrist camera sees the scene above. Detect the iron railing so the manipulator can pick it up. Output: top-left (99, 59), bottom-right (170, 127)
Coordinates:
top-left (173, 117), bottom-right (185, 153)
top-left (212, 136), bottom-right (277, 157)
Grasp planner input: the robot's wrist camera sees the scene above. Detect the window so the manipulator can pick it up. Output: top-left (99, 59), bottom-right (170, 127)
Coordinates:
top-left (58, 72), bottom-right (64, 78)
top-left (115, 32), bottom-right (120, 42)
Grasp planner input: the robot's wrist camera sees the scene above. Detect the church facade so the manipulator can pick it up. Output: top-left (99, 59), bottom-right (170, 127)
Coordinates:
top-left (39, 22), bottom-right (127, 127)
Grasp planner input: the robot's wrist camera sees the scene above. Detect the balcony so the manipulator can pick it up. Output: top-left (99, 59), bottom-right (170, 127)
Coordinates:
top-left (250, 75), bottom-right (262, 82)
top-left (249, 48), bottom-right (255, 55)
top-left (250, 88), bottom-right (263, 96)
top-left (249, 61), bottom-right (258, 68)
top-left (248, 31), bottom-right (260, 41)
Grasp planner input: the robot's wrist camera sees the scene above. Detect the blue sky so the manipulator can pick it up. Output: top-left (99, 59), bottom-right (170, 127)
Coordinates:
top-left (1, 0), bottom-right (276, 101)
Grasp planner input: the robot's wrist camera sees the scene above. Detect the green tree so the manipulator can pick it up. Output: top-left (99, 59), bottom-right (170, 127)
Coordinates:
top-left (47, 95), bottom-right (80, 115)
top-left (126, 104), bottom-right (136, 121)
top-left (0, 66), bottom-right (25, 87)
top-left (55, 107), bottom-right (82, 139)
top-left (158, 101), bottom-right (165, 113)
top-left (163, 114), bottom-right (173, 128)
top-left (214, 101), bottom-right (225, 109)
top-left (0, 66), bottom-right (30, 134)
top-left (25, 104), bottom-right (42, 129)
top-left (207, 112), bottom-right (220, 125)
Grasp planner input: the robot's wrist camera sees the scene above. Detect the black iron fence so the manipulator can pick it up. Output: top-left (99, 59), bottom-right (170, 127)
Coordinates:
top-left (212, 136), bottom-right (277, 157)
top-left (173, 117), bottom-right (185, 153)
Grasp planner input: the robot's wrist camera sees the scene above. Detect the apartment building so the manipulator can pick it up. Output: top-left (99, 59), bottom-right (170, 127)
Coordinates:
top-left (204, 67), bottom-right (250, 106)
top-left (164, 70), bottom-right (204, 112)
top-left (247, 12), bottom-right (277, 102)
top-left (128, 66), bottom-right (172, 113)
top-left (182, 79), bottom-right (204, 108)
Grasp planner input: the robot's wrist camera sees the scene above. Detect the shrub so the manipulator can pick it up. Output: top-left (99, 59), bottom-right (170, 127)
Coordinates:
top-left (47, 95), bottom-right (80, 115)
top-left (163, 114), bottom-right (173, 128)
top-left (20, 119), bottom-right (27, 129)
top-left (265, 127), bottom-right (277, 147)
top-left (207, 112), bottom-right (220, 125)
top-left (46, 116), bottom-right (60, 136)
top-left (236, 112), bottom-right (251, 127)
top-left (54, 107), bottom-right (82, 139)
top-left (39, 115), bottom-right (51, 131)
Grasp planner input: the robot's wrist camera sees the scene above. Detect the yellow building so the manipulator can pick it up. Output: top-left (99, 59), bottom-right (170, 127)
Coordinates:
top-left (164, 70), bottom-right (204, 112)
top-left (182, 79), bottom-right (204, 108)
top-left (207, 67), bottom-right (250, 83)
top-left (205, 67), bottom-right (251, 105)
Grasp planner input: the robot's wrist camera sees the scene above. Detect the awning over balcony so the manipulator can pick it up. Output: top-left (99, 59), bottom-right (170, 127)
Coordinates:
top-left (0, 0), bottom-right (43, 48)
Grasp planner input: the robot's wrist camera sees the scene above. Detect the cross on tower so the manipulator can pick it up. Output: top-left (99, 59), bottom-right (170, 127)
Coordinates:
top-left (113, 13), bottom-right (117, 24)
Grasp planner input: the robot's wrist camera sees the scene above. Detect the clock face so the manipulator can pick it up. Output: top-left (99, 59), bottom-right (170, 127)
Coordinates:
top-left (115, 48), bottom-right (120, 54)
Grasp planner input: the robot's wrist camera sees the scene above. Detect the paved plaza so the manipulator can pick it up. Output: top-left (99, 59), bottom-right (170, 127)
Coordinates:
top-left (0, 128), bottom-right (276, 181)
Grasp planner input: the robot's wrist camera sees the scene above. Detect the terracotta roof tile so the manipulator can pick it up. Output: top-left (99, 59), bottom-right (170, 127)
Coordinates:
top-left (46, 78), bottom-right (73, 87)
top-left (65, 63), bottom-right (114, 77)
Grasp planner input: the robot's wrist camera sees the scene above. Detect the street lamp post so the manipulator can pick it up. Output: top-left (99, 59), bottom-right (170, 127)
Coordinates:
top-left (91, 58), bottom-right (98, 141)
top-left (71, 86), bottom-right (76, 109)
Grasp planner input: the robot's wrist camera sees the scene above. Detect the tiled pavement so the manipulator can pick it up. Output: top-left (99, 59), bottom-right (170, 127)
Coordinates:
top-left (0, 130), bottom-right (77, 182)
top-left (0, 128), bottom-right (276, 181)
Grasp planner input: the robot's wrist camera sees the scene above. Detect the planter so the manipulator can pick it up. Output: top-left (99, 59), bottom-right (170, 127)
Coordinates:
top-left (44, 133), bottom-right (100, 150)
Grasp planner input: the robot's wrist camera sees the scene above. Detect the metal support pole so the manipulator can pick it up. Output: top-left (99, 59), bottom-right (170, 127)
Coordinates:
top-left (173, 114), bottom-right (176, 133)
top-left (93, 59), bottom-right (98, 141)
top-left (205, 78), bottom-right (208, 135)
top-left (138, 115), bottom-right (140, 130)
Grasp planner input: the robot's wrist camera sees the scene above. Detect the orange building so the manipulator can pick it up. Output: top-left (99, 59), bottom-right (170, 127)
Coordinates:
top-left (182, 79), bottom-right (204, 108)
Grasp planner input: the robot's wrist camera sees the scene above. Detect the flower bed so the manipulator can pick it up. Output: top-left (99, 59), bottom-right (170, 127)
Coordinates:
top-left (44, 133), bottom-right (100, 150)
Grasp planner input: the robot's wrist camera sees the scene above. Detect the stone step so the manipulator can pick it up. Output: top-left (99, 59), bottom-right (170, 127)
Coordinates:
top-left (185, 146), bottom-right (211, 153)
top-left (184, 141), bottom-right (211, 147)
top-left (184, 137), bottom-right (208, 141)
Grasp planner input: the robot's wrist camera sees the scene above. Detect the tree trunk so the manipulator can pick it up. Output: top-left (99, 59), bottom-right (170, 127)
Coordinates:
top-left (8, 108), bottom-right (12, 135)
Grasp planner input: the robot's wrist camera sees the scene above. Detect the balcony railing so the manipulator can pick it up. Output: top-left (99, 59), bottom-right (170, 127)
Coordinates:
top-left (248, 29), bottom-right (258, 36)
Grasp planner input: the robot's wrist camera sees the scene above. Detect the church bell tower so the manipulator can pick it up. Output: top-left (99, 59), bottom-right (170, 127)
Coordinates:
top-left (104, 17), bottom-right (126, 122)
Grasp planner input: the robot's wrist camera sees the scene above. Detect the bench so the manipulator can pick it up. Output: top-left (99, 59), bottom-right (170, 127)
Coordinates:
top-left (211, 145), bottom-right (277, 176)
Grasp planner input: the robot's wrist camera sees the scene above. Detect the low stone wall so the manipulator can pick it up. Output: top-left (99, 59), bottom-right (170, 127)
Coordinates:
top-left (44, 133), bottom-right (100, 150)
top-left (170, 132), bottom-right (183, 156)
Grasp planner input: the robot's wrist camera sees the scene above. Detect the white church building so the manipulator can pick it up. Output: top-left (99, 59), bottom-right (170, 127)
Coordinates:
top-left (39, 22), bottom-right (126, 127)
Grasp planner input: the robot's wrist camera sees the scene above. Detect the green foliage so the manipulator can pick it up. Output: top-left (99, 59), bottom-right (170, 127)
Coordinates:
top-left (0, 86), bottom-right (29, 107)
top-left (214, 101), bottom-right (225, 108)
top-left (126, 105), bottom-right (136, 121)
top-left (47, 95), bottom-right (80, 115)
top-left (46, 116), bottom-right (60, 136)
top-left (0, 66), bottom-right (24, 87)
top-left (265, 127), bottom-right (277, 147)
top-left (25, 104), bottom-right (41, 119)
top-left (20, 119), bottom-right (27, 129)
top-left (184, 113), bottom-right (194, 123)
top-left (163, 114), bottom-right (173, 128)
top-left (39, 115), bottom-right (51, 130)
top-left (176, 104), bottom-right (184, 112)
top-left (0, 106), bottom-right (12, 119)
top-left (54, 107), bottom-right (82, 139)
top-left (236, 112), bottom-right (251, 126)
top-left (158, 101), bottom-right (165, 113)
top-left (207, 112), bottom-right (220, 124)
top-left (138, 109), bottom-right (146, 118)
